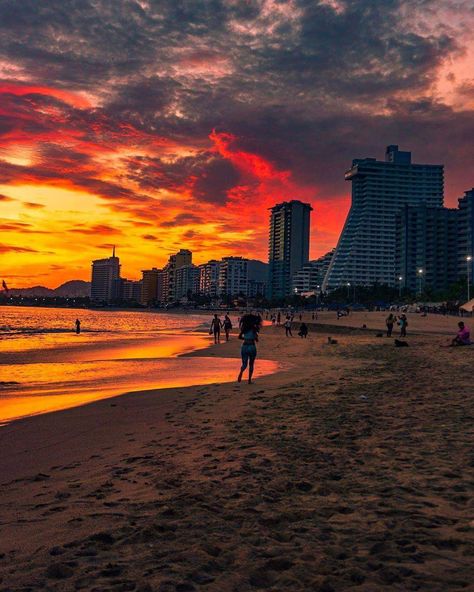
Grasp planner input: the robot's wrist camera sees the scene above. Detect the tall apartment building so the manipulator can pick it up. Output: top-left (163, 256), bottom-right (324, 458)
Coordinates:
top-left (292, 249), bottom-right (335, 294)
top-left (198, 260), bottom-right (221, 298)
top-left (141, 267), bottom-right (163, 306)
top-left (268, 200), bottom-right (312, 299)
top-left (114, 279), bottom-right (141, 302)
top-left (162, 249), bottom-right (192, 303)
top-left (90, 247), bottom-right (121, 303)
top-left (197, 258), bottom-right (268, 298)
top-left (247, 260), bottom-right (268, 297)
top-left (175, 264), bottom-right (200, 301)
top-left (396, 205), bottom-right (458, 292)
top-left (218, 257), bottom-right (249, 297)
top-left (323, 146), bottom-right (444, 289)
top-left (457, 188), bottom-right (474, 280)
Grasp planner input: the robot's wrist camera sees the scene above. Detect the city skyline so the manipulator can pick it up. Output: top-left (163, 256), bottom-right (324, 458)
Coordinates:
top-left (1, 1), bottom-right (474, 288)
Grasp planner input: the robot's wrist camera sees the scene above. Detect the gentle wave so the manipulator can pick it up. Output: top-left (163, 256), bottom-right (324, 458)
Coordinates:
top-left (0, 327), bottom-right (112, 335)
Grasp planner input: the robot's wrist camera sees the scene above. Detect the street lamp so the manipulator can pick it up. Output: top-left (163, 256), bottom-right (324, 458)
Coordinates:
top-left (316, 285), bottom-right (320, 305)
top-left (417, 268), bottom-right (423, 297)
top-left (467, 256), bottom-right (472, 301)
top-left (398, 276), bottom-right (403, 298)
top-left (346, 282), bottom-right (351, 300)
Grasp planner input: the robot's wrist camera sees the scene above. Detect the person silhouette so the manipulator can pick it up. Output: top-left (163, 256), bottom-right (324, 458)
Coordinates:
top-left (238, 314), bottom-right (259, 384)
top-left (75, 319), bottom-right (81, 335)
top-left (223, 314), bottom-right (233, 341)
top-left (210, 314), bottom-right (222, 344)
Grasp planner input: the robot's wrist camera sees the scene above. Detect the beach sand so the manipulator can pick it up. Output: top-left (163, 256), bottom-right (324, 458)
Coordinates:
top-left (1, 314), bottom-right (473, 591)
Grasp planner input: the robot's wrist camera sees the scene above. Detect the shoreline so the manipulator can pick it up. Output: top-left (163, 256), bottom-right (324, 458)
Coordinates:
top-left (1, 321), bottom-right (473, 590)
top-left (0, 320), bottom-right (281, 426)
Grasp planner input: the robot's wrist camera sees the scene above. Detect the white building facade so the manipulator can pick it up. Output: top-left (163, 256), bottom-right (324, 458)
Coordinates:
top-left (323, 146), bottom-right (444, 289)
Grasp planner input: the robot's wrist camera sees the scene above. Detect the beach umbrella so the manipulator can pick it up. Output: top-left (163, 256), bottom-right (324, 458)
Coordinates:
top-left (459, 298), bottom-right (474, 312)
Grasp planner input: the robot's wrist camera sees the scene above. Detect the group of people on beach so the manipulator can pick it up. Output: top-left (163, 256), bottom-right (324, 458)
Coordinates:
top-left (209, 313), bottom-right (233, 344)
top-left (268, 311), bottom-right (318, 325)
top-left (209, 313), bottom-right (262, 383)
top-left (211, 313), bottom-right (262, 383)
top-left (385, 313), bottom-right (408, 337)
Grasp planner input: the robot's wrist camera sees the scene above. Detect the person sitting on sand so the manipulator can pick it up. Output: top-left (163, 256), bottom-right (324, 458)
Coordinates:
top-left (237, 314), bottom-right (259, 384)
top-left (298, 322), bottom-right (308, 338)
top-left (450, 321), bottom-right (471, 346)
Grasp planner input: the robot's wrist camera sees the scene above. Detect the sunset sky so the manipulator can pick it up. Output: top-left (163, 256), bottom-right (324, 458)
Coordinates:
top-left (1, 0), bottom-right (474, 287)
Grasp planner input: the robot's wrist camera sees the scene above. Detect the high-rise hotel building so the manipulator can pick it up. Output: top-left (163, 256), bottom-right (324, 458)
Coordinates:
top-left (90, 247), bottom-right (121, 302)
top-left (323, 146), bottom-right (444, 289)
top-left (268, 200), bottom-right (312, 299)
top-left (458, 188), bottom-right (474, 281)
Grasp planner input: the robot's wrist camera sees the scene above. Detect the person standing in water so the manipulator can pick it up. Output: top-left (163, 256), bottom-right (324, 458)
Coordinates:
top-left (210, 314), bottom-right (222, 344)
top-left (223, 314), bottom-right (233, 342)
top-left (75, 318), bottom-right (81, 335)
top-left (238, 314), bottom-right (259, 384)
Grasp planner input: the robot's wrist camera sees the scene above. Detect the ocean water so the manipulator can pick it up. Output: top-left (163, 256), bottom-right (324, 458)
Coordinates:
top-left (0, 307), bottom-right (278, 424)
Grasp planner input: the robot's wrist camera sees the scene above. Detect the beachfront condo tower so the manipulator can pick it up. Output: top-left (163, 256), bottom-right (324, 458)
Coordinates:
top-left (90, 247), bottom-right (121, 303)
top-left (323, 145), bottom-right (444, 290)
top-left (268, 200), bottom-right (312, 299)
top-left (457, 188), bottom-right (474, 282)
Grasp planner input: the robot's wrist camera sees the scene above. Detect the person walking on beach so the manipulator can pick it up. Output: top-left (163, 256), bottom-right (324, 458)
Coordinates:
top-left (210, 314), bottom-right (222, 344)
top-left (75, 318), bottom-right (81, 335)
top-left (386, 313), bottom-right (395, 337)
top-left (237, 314), bottom-right (259, 384)
top-left (399, 314), bottom-right (408, 337)
top-left (223, 314), bottom-right (233, 342)
top-left (277, 312), bottom-right (281, 325)
top-left (284, 317), bottom-right (293, 337)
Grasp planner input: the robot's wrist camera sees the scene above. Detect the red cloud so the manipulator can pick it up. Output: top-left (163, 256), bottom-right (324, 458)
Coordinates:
top-left (0, 83), bottom-right (91, 109)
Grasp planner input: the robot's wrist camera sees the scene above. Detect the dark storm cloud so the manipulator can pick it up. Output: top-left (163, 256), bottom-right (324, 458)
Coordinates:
top-left (126, 152), bottom-right (240, 203)
top-left (0, 0), bottom-right (472, 210)
top-left (160, 213), bottom-right (205, 227)
top-left (130, 152), bottom-right (240, 204)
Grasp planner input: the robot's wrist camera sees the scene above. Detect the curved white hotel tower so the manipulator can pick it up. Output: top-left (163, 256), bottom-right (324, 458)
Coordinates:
top-left (323, 145), bottom-right (444, 290)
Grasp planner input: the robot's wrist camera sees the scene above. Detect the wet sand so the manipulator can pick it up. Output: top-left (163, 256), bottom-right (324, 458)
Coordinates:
top-left (0, 316), bottom-right (473, 591)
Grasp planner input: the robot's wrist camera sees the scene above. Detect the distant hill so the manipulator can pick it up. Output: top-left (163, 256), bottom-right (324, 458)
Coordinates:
top-left (54, 280), bottom-right (91, 297)
top-left (7, 280), bottom-right (91, 298)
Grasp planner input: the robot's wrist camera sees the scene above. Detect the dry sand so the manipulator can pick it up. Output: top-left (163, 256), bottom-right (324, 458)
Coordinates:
top-left (0, 314), bottom-right (473, 591)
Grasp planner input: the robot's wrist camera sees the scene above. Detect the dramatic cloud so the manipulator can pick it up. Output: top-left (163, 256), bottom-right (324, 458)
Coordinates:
top-left (0, 0), bottom-right (473, 286)
top-left (0, 243), bottom-right (39, 254)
